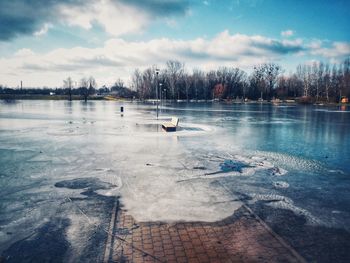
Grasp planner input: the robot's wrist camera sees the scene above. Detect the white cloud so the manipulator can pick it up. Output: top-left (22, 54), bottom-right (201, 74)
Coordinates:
top-left (1, 31), bottom-right (348, 88)
top-left (59, 0), bottom-right (149, 36)
top-left (310, 41), bottom-right (350, 58)
top-left (308, 39), bottom-right (323, 49)
top-left (34, 23), bottom-right (53, 37)
top-left (14, 48), bottom-right (35, 57)
top-left (1, 0), bottom-right (191, 40)
top-left (281, 30), bottom-right (294, 37)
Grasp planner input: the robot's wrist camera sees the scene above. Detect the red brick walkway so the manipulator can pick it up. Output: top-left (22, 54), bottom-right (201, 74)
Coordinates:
top-left (104, 203), bottom-right (306, 263)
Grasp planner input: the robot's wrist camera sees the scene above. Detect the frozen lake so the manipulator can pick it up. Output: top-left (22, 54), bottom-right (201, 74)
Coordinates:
top-left (0, 100), bottom-right (350, 262)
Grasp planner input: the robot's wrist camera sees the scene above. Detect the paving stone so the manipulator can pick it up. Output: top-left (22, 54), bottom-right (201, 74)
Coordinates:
top-left (107, 207), bottom-right (306, 263)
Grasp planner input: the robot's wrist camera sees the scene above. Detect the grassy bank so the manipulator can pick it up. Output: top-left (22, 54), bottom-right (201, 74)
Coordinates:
top-left (0, 94), bottom-right (105, 100)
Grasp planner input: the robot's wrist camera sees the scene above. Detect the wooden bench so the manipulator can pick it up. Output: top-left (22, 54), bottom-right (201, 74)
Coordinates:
top-left (162, 117), bottom-right (179, 132)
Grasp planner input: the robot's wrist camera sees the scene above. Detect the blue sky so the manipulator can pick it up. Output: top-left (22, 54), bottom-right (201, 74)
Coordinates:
top-left (0, 0), bottom-right (349, 87)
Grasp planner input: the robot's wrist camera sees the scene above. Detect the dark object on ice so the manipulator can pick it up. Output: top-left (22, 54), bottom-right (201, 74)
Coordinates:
top-left (193, 166), bottom-right (207, 170)
top-left (120, 106), bottom-right (124, 113)
top-left (219, 159), bottom-right (251, 173)
top-left (204, 159), bottom-right (252, 176)
top-left (162, 117), bottom-right (179, 132)
top-left (54, 178), bottom-right (113, 191)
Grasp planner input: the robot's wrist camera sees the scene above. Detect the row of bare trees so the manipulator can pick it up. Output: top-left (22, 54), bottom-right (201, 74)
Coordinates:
top-left (63, 76), bottom-right (97, 101)
top-left (131, 58), bottom-right (350, 102)
top-left (60, 76), bottom-right (137, 99)
top-left (292, 60), bottom-right (350, 102)
top-left (0, 76), bottom-right (136, 100)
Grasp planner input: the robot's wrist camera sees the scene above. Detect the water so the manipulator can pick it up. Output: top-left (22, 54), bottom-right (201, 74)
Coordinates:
top-left (0, 100), bottom-right (349, 262)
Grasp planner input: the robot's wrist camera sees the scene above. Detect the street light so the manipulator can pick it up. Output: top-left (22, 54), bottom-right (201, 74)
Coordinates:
top-left (155, 68), bottom-right (160, 119)
top-left (159, 83), bottom-right (163, 109)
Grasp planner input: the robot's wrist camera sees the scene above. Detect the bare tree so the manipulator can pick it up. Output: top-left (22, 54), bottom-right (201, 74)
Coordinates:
top-left (289, 74), bottom-right (302, 98)
top-left (63, 77), bottom-right (74, 101)
top-left (331, 64), bottom-right (340, 101)
top-left (251, 66), bottom-right (265, 99)
top-left (183, 73), bottom-right (193, 101)
top-left (147, 68), bottom-right (156, 99)
top-left (192, 69), bottom-right (205, 100)
top-left (297, 64), bottom-right (312, 97)
top-left (88, 76), bottom-right (96, 91)
top-left (311, 62), bottom-right (318, 100)
top-left (131, 69), bottom-right (144, 98)
top-left (317, 62), bottom-right (324, 102)
top-left (343, 58), bottom-right (350, 98)
top-left (226, 67), bottom-right (247, 99)
top-left (263, 63), bottom-right (282, 99)
top-left (323, 63), bottom-right (331, 102)
top-left (80, 77), bottom-right (89, 102)
top-left (114, 78), bottom-right (124, 88)
top-left (166, 60), bottom-right (184, 100)
top-left (78, 76), bottom-right (96, 101)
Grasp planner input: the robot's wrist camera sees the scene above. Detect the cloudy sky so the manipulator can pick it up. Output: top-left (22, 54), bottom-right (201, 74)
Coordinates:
top-left (0, 0), bottom-right (349, 88)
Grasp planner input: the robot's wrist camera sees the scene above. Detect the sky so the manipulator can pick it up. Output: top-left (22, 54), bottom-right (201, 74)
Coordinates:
top-left (0, 0), bottom-right (349, 88)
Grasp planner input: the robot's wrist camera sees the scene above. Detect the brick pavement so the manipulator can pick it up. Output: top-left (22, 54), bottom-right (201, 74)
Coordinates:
top-left (104, 203), bottom-right (306, 263)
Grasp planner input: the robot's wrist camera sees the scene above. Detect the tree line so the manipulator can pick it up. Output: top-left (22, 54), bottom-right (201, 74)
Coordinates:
top-left (132, 58), bottom-right (350, 102)
top-left (1, 58), bottom-right (349, 102)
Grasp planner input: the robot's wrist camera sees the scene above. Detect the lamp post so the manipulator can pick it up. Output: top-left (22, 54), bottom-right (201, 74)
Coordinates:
top-left (155, 68), bottom-right (160, 119)
top-left (159, 83), bottom-right (163, 109)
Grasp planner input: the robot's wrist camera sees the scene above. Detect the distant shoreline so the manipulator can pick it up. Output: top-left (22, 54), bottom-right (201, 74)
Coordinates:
top-left (0, 94), bottom-right (120, 101)
top-left (1, 94), bottom-right (349, 107)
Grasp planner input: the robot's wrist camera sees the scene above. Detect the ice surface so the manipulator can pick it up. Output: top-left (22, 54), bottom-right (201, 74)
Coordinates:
top-left (1, 100), bottom-right (350, 260)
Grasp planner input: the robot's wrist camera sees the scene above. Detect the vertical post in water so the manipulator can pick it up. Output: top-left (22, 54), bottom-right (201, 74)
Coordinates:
top-left (155, 68), bottom-right (160, 119)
